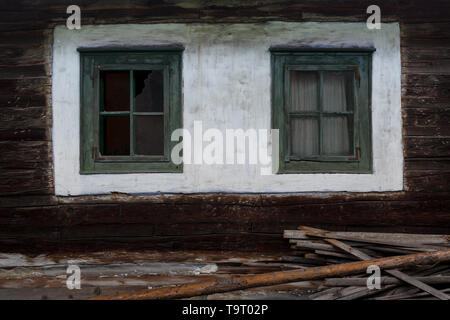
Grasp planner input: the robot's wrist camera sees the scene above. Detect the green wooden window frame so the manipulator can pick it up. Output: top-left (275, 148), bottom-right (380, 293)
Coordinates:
top-left (79, 47), bottom-right (183, 174)
top-left (271, 48), bottom-right (374, 173)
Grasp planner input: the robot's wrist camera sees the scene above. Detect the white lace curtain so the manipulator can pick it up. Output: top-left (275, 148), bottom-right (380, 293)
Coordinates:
top-left (290, 71), bottom-right (351, 157)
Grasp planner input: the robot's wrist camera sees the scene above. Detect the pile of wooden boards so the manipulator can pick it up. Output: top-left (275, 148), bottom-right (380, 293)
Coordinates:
top-left (283, 226), bottom-right (450, 300)
top-left (90, 227), bottom-right (450, 300)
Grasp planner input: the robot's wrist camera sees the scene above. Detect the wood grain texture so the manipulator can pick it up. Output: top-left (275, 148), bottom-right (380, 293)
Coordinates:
top-left (0, 1), bottom-right (449, 252)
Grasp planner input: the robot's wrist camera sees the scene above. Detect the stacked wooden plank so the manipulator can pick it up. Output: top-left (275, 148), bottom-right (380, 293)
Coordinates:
top-left (89, 231), bottom-right (450, 300)
top-left (283, 226), bottom-right (450, 300)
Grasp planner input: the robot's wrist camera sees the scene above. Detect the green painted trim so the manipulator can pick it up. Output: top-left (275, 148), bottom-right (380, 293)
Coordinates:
top-left (271, 51), bottom-right (373, 174)
top-left (77, 45), bottom-right (185, 52)
top-left (270, 47), bottom-right (376, 53)
top-left (80, 50), bottom-right (183, 174)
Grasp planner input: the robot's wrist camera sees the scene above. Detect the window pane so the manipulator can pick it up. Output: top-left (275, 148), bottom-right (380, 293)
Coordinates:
top-left (102, 71), bottom-right (130, 111)
top-left (290, 117), bottom-right (319, 157)
top-left (322, 116), bottom-right (351, 155)
top-left (290, 71), bottom-right (318, 112)
top-left (134, 115), bottom-right (164, 155)
top-left (101, 116), bottom-right (130, 155)
top-left (134, 70), bottom-right (164, 112)
top-left (322, 71), bottom-right (354, 112)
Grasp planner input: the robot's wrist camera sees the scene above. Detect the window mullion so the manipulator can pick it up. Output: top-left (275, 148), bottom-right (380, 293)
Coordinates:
top-left (318, 71), bottom-right (323, 156)
top-left (130, 70), bottom-right (135, 156)
top-left (285, 66), bottom-right (291, 161)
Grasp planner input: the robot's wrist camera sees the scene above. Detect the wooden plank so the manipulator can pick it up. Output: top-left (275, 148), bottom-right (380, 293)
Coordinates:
top-left (303, 230), bottom-right (449, 248)
top-left (284, 230), bottom-right (308, 239)
top-left (325, 238), bottom-right (450, 300)
top-left (315, 249), bottom-right (356, 260)
top-left (324, 276), bottom-right (450, 287)
top-left (405, 137), bottom-right (450, 159)
top-left (405, 171), bottom-right (450, 192)
top-left (296, 228), bottom-right (450, 245)
top-left (289, 239), bottom-right (341, 251)
top-left (337, 284), bottom-right (397, 300)
top-left (90, 249), bottom-right (450, 300)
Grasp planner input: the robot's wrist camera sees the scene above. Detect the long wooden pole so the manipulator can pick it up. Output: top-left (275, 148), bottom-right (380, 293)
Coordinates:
top-left (90, 249), bottom-right (450, 300)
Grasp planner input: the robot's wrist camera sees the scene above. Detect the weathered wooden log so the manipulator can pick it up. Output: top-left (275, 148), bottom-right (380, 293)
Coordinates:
top-left (90, 249), bottom-right (450, 300)
top-left (324, 276), bottom-right (450, 287)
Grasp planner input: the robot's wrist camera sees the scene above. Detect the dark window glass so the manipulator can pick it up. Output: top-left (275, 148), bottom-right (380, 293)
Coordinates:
top-left (100, 70), bottom-right (165, 157)
top-left (134, 115), bottom-right (164, 155)
top-left (101, 116), bottom-right (130, 155)
top-left (80, 50), bottom-right (182, 173)
top-left (102, 71), bottom-right (130, 111)
top-left (134, 70), bottom-right (164, 112)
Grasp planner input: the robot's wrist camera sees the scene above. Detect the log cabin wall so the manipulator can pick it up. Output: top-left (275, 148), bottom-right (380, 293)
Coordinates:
top-left (0, 1), bottom-right (449, 253)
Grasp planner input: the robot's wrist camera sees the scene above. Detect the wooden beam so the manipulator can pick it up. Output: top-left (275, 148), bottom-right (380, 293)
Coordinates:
top-left (324, 238), bottom-right (450, 300)
top-left (324, 276), bottom-right (450, 287)
top-left (90, 249), bottom-right (450, 300)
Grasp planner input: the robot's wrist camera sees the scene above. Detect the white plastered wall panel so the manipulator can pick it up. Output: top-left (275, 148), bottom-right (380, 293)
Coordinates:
top-left (52, 22), bottom-right (403, 195)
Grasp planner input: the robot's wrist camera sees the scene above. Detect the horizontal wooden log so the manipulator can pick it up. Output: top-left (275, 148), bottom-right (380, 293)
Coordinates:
top-left (403, 74), bottom-right (450, 87)
top-left (0, 168), bottom-right (53, 195)
top-left (0, 141), bottom-right (51, 163)
top-left (0, 64), bottom-right (47, 80)
top-left (403, 85), bottom-right (450, 99)
top-left (405, 159), bottom-right (450, 171)
top-left (0, 107), bottom-right (49, 125)
top-left (0, 0), bottom-right (449, 33)
top-left (405, 137), bottom-right (450, 158)
top-left (404, 97), bottom-right (450, 109)
top-left (401, 22), bottom-right (450, 39)
top-left (0, 191), bottom-right (448, 252)
top-left (405, 171), bottom-right (450, 192)
top-left (0, 127), bottom-right (49, 141)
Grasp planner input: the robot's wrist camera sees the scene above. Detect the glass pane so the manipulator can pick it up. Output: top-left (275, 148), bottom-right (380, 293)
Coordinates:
top-left (101, 116), bottom-right (130, 155)
top-left (322, 116), bottom-right (351, 155)
top-left (102, 71), bottom-right (130, 111)
top-left (134, 115), bottom-right (164, 155)
top-left (290, 117), bottom-right (319, 157)
top-left (322, 71), bottom-right (354, 112)
top-left (290, 71), bottom-right (318, 112)
top-left (134, 70), bottom-right (164, 112)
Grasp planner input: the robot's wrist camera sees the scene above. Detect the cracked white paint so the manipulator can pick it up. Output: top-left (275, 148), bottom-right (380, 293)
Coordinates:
top-left (52, 22), bottom-right (403, 195)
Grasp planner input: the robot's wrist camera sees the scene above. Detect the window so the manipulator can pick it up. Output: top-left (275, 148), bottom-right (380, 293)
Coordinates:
top-left (79, 48), bottom-right (182, 173)
top-left (271, 49), bottom-right (373, 173)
